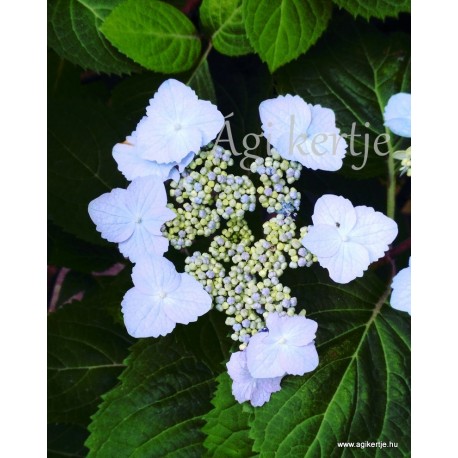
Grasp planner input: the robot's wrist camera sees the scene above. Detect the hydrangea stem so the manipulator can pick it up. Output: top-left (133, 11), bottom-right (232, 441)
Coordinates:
top-left (386, 128), bottom-right (396, 220)
top-left (186, 42), bottom-right (213, 87)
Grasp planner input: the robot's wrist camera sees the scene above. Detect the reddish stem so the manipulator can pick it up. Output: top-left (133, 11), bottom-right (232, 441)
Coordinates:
top-left (182, 0), bottom-right (201, 14)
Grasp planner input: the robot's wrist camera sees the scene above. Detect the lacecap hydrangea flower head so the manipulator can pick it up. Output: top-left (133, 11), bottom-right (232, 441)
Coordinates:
top-left (88, 79), bottom-right (403, 408)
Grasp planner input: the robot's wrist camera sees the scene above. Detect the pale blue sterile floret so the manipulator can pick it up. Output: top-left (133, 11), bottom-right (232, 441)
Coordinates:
top-left (122, 256), bottom-right (212, 338)
top-left (245, 312), bottom-right (319, 378)
top-left (227, 350), bottom-right (283, 407)
top-left (113, 118), bottom-right (195, 182)
top-left (390, 257), bottom-right (411, 315)
top-left (383, 93), bottom-right (411, 138)
top-left (134, 79), bottom-right (224, 164)
top-left (259, 95), bottom-right (347, 171)
top-left (302, 195), bottom-right (398, 284)
top-left (88, 176), bottom-right (176, 263)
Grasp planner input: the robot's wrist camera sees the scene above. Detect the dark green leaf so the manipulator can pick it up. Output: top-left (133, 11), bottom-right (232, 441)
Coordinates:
top-left (48, 97), bottom-right (126, 245)
top-left (86, 336), bottom-right (214, 457)
top-left (48, 273), bottom-right (133, 425)
top-left (163, 0), bottom-right (187, 8)
top-left (200, 0), bottom-right (253, 56)
top-left (47, 50), bottom-right (83, 98)
top-left (48, 50), bottom-right (112, 107)
top-left (250, 268), bottom-right (410, 456)
top-left (48, 0), bottom-right (138, 74)
top-left (48, 424), bottom-right (89, 458)
top-left (110, 65), bottom-right (217, 136)
top-left (110, 73), bottom-right (165, 133)
top-left (332, 0), bottom-right (410, 20)
top-left (48, 221), bottom-right (122, 273)
top-left (52, 270), bottom-right (97, 310)
top-left (176, 310), bottom-right (232, 373)
top-left (187, 59), bottom-right (218, 104)
top-left (243, 0), bottom-right (332, 72)
top-left (211, 54), bottom-right (273, 157)
top-left (202, 373), bottom-right (254, 457)
top-left (275, 16), bottom-right (411, 178)
top-left (101, 0), bottom-right (201, 73)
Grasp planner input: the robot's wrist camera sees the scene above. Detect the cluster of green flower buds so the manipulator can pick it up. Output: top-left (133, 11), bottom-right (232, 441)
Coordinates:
top-left (250, 149), bottom-right (302, 215)
top-left (165, 146), bottom-right (256, 249)
top-left (164, 146), bottom-right (316, 350)
top-left (185, 248), bottom-right (300, 350)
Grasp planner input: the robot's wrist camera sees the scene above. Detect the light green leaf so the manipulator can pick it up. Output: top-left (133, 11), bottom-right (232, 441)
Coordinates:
top-left (48, 97), bottom-right (126, 245)
top-left (332, 0), bottom-right (410, 20)
top-left (250, 268), bottom-right (411, 456)
top-left (48, 0), bottom-right (138, 74)
top-left (200, 0), bottom-right (253, 56)
top-left (86, 336), bottom-right (214, 457)
top-left (101, 0), bottom-right (201, 73)
top-left (202, 373), bottom-right (254, 457)
top-left (275, 17), bottom-right (411, 178)
top-left (48, 272), bottom-right (133, 425)
top-left (243, 0), bottom-right (332, 72)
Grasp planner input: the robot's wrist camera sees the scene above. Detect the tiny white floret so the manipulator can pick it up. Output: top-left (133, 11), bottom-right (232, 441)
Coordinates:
top-left (302, 194), bottom-right (398, 284)
top-left (113, 116), bottom-right (195, 182)
top-left (227, 351), bottom-right (283, 407)
top-left (390, 258), bottom-right (411, 314)
top-left (259, 95), bottom-right (347, 171)
top-left (122, 256), bottom-right (212, 337)
top-left (246, 313), bottom-right (319, 378)
top-left (383, 93), bottom-right (411, 138)
top-left (134, 79), bottom-right (224, 164)
top-left (88, 176), bottom-right (175, 262)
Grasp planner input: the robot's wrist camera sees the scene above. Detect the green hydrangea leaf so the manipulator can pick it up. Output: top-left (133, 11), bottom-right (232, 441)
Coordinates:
top-left (275, 16), bottom-right (411, 178)
top-left (202, 372), bottom-right (255, 457)
top-left (200, 0), bottom-right (253, 56)
top-left (332, 0), bottom-right (410, 20)
top-left (48, 97), bottom-right (126, 245)
top-left (187, 60), bottom-right (218, 104)
top-left (48, 0), bottom-right (138, 74)
top-left (86, 336), bottom-right (214, 457)
top-left (110, 73), bottom-right (166, 133)
top-left (109, 65), bottom-right (217, 138)
top-left (48, 272), bottom-right (133, 425)
top-left (47, 424), bottom-right (89, 458)
top-left (211, 55), bottom-right (273, 157)
top-left (100, 0), bottom-right (201, 73)
top-left (250, 268), bottom-right (411, 456)
top-left (243, 0), bottom-right (333, 72)
top-left (48, 221), bottom-right (122, 273)
top-left (175, 309), bottom-right (232, 375)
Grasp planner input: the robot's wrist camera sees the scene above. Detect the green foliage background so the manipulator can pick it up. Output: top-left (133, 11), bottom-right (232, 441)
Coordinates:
top-left (48, 0), bottom-right (411, 456)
